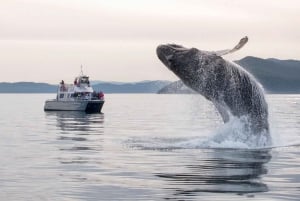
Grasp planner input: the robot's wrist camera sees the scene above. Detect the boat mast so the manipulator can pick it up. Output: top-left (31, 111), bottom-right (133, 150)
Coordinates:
top-left (80, 64), bottom-right (84, 76)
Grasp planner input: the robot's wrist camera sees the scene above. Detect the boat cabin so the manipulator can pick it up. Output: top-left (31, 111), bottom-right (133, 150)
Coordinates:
top-left (56, 75), bottom-right (104, 101)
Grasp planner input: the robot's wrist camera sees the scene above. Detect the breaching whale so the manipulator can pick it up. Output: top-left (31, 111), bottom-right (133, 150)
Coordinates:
top-left (156, 37), bottom-right (270, 136)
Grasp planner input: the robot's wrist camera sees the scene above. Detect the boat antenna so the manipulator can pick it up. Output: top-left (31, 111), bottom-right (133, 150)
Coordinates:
top-left (80, 65), bottom-right (84, 76)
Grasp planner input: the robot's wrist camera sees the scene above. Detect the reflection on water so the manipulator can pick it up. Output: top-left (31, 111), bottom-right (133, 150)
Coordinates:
top-left (2, 94), bottom-right (300, 200)
top-left (45, 111), bottom-right (104, 163)
top-left (44, 111), bottom-right (273, 200)
top-left (45, 111), bottom-right (104, 132)
top-left (157, 149), bottom-right (271, 199)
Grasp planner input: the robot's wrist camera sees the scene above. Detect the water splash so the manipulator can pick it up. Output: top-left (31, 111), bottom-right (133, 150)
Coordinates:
top-left (175, 116), bottom-right (271, 149)
top-left (127, 115), bottom-right (272, 150)
top-left (206, 116), bottom-right (271, 148)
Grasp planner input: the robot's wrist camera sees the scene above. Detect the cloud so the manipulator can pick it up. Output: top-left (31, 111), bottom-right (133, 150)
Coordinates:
top-left (0, 0), bottom-right (299, 82)
top-left (1, 0), bottom-right (298, 42)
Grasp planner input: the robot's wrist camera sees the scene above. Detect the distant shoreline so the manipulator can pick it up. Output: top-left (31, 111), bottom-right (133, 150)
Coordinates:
top-left (1, 56), bottom-right (300, 94)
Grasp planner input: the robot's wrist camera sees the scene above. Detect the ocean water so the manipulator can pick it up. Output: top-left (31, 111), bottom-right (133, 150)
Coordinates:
top-left (0, 94), bottom-right (300, 201)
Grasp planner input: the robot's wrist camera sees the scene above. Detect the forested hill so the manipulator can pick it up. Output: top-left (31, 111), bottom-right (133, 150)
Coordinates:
top-left (158, 56), bottom-right (300, 94)
top-left (236, 56), bottom-right (300, 93)
top-left (1, 57), bottom-right (300, 94)
top-left (0, 80), bottom-right (171, 93)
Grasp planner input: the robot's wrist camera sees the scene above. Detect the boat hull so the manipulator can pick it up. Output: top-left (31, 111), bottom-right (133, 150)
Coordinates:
top-left (44, 100), bottom-right (104, 113)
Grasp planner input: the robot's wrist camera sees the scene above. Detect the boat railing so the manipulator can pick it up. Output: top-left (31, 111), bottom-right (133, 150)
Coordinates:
top-left (72, 92), bottom-right (104, 101)
top-left (59, 84), bottom-right (73, 92)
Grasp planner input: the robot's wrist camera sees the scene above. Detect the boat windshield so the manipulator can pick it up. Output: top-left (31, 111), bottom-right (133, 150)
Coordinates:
top-left (80, 76), bottom-right (89, 84)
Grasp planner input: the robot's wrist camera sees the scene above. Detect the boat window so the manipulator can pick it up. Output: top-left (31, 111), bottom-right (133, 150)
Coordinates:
top-left (80, 77), bottom-right (89, 84)
top-left (60, 94), bottom-right (64, 99)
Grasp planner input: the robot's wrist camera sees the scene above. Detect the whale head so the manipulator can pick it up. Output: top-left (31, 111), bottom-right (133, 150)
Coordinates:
top-left (156, 44), bottom-right (224, 97)
top-left (156, 44), bottom-right (222, 78)
top-left (156, 44), bottom-right (199, 76)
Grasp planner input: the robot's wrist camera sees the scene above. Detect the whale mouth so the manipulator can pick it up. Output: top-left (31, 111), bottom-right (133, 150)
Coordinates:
top-left (156, 45), bottom-right (173, 69)
top-left (157, 44), bottom-right (186, 70)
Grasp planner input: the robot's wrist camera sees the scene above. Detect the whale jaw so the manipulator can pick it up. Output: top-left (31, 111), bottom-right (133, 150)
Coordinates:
top-left (156, 44), bottom-right (190, 71)
top-left (156, 45), bottom-right (173, 70)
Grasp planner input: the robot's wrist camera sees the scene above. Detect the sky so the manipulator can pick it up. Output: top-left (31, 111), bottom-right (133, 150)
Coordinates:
top-left (1, 0), bottom-right (300, 83)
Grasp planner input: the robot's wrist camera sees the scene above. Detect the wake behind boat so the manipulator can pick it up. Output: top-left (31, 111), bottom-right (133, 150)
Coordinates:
top-left (44, 71), bottom-right (104, 113)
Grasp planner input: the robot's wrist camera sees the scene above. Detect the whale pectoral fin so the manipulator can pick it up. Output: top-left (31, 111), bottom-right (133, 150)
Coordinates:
top-left (214, 49), bottom-right (231, 56)
top-left (214, 36), bottom-right (249, 56)
top-left (213, 102), bottom-right (230, 123)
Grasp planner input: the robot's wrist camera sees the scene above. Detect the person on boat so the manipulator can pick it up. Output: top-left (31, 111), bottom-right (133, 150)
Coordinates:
top-left (98, 91), bottom-right (104, 100)
top-left (92, 91), bottom-right (97, 99)
top-left (60, 80), bottom-right (66, 91)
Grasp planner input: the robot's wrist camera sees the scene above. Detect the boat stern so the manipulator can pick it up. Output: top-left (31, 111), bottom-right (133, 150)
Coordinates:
top-left (85, 100), bottom-right (105, 113)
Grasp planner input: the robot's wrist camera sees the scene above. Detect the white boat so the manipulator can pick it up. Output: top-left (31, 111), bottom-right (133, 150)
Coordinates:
top-left (44, 72), bottom-right (104, 113)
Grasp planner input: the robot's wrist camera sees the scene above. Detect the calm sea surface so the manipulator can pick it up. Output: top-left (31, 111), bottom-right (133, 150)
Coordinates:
top-left (0, 94), bottom-right (300, 201)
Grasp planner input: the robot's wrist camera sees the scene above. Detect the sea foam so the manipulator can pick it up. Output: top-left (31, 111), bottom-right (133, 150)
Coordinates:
top-left (127, 115), bottom-right (272, 150)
